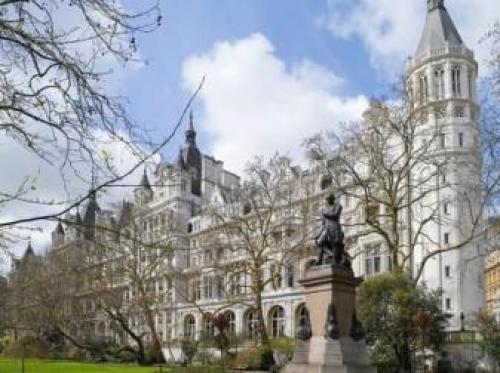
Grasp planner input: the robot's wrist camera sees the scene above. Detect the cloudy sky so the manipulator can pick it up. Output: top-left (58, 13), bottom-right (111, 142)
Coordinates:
top-left (121, 0), bottom-right (499, 173)
top-left (1, 0), bottom-right (498, 268)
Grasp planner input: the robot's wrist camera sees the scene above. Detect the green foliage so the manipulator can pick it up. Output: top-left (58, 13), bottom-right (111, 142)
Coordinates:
top-left (357, 270), bottom-right (450, 368)
top-left (0, 358), bottom-right (165, 372)
top-left (477, 312), bottom-right (500, 369)
top-left (269, 337), bottom-right (294, 359)
top-left (1, 336), bottom-right (52, 359)
top-left (143, 344), bottom-right (164, 365)
top-left (0, 335), bottom-right (10, 354)
top-left (232, 344), bottom-right (275, 370)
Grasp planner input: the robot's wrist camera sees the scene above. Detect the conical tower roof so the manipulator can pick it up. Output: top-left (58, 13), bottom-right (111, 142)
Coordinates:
top-left (416, 0), bottom-right (464, 55)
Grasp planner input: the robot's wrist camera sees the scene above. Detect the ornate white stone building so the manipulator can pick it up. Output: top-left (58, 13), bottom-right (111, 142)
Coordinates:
top-left (46, 0), bottom-right (485, 352)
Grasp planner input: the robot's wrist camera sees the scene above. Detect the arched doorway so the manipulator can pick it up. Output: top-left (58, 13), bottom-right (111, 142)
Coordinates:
top-left (184, 314), bottom-right (196, 339)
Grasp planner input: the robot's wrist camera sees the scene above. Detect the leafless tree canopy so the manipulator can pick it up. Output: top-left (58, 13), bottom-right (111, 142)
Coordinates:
top-left (303, 86), bottom-right (493, 283)
top-left (0, 0), bottom-right (162, 250)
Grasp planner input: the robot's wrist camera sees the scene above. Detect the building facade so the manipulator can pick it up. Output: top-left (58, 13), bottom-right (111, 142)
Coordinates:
top-left (41, 0), bottom-right (485, 352)
top-left (485, 217), bottom-right (500, 321)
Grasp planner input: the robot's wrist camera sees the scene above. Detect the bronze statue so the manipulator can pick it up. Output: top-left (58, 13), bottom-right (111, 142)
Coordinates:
top-left (315, 193), bottom-right (349, 267)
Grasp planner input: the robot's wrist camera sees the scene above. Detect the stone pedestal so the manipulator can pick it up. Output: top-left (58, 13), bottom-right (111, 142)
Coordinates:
top-left (285, 265), bottom-right (376, 373)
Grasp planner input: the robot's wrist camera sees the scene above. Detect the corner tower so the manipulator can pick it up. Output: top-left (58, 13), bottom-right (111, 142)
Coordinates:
top-left (405, 0), bottom-right (483, 331)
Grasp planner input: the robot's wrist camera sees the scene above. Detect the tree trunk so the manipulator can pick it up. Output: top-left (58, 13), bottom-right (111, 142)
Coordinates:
top-left (143, 300), bottom-right (165, 363)
top-left (253, 279), bottom-right (269, 346)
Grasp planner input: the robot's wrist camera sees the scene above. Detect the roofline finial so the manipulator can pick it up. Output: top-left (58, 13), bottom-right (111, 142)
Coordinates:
top-left (428, 0), bottom-right (444, 12)
top-left (189, 109), bottom-right (194, 131)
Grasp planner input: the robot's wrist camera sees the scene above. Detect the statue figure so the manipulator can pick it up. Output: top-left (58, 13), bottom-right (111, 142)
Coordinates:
top-left (325, 304), bottom-right (340, 339)
top-left (315, 193), bottom-right (348, 267)
top-left (295, 307), bottom-right (312, 341)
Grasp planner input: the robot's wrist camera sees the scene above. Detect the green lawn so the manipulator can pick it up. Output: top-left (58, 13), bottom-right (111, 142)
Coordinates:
top-left (0, 359), bottom-right (169, 373)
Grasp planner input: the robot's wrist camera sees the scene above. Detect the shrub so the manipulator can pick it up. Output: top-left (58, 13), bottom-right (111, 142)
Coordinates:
top-left (1, 336), bottom-right (52, 359)
top-left (232, 345), bottom-right (275, 370)
top-left (269, 337), bottom-right (294, 359)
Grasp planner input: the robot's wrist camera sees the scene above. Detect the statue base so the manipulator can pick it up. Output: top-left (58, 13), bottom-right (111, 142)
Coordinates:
top-left (284, 265), bottom-right (376, 373)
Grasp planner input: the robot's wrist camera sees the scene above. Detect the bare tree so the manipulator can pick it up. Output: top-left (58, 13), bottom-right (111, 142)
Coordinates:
top-left (199, 154), bottom-right (316, 346)
top-left (83, 204), bottom-right (176, 364)
top-left (0, 0), bottom-right (163, 250)
top-left (303, 88), bottom-right (492, 284)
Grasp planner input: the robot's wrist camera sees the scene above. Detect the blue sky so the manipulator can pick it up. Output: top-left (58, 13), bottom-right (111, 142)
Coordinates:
top-left (117, 0), bottom-right (498, 174)
top-left (121, 0), bottom-right (383, 164)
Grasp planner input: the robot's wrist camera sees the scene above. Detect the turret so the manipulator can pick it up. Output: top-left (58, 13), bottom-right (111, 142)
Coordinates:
top-left (176, 111), bottom-right (202, 196)
top-left (134, 168), bottom-right (153, 205)
top-left (83, 191), bottom-right (101, 240)
top-left (404, 0), bottom-right (483, 332)
top-left (51, 220), bottom-right (65, 247)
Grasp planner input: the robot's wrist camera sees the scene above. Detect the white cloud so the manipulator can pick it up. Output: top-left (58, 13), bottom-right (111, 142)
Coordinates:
top-left (182, 33), bottom-right (368, 174)
top-left (320, 0), bottom-right (499, 77)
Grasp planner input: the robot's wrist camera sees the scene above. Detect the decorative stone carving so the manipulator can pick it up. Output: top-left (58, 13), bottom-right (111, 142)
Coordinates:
top-left (325, 304), bottom-right (340, 340)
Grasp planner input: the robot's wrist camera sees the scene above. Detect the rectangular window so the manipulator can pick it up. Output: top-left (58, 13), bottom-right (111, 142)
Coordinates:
top-left (445, 265), bottom-right (451, 278)
top-left (445, 298), bottom-right (452, 310)
top-left (440, 134), bottom-right (446, 148)
top-left (287, 265), bottom-right (295, 287)
top-left (365, 258), bottom-right (373, 276)
top-left (374, 257), bottom-right (381, 273)
top-left (458, 133), bottom-right (464, 147)
top-left (444, 233), bottom-right (449, 245)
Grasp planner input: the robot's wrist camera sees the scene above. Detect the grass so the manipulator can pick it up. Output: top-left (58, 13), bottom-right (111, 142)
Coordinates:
top-left (0, 359), bottom-right (169, 373)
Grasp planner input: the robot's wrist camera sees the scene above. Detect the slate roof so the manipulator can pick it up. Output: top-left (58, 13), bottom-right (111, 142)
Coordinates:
top-left (416, 0), bottom-right (464, 55)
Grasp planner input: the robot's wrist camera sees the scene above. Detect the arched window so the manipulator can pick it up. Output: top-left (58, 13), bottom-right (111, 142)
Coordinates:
top-left (269, 306), bottom-right (286, 337)
top-left (419, 74), bottom-right (428, 104)
top-left (224, 311), bottom-right (236, 335)
top-left (244, 309), bottom-right (259, 339)
top-left (434, 67), bottom-right (445, 99)
top-left (184, 314), bottom-right (196, 339)
top-left (452, 66), bottom-right (461, 96)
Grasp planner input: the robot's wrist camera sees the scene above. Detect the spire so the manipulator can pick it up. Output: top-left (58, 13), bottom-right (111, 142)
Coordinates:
top-left (185, 110), bottom-right (197, 146)
top-left (24, 241), bottom-right (34, 257)
top-left (140, 168), bottom-right (151, 189)
top-left (83, 190), bottom-right (100, 239)
top-left (416, 0), bottom-right (463, 55)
